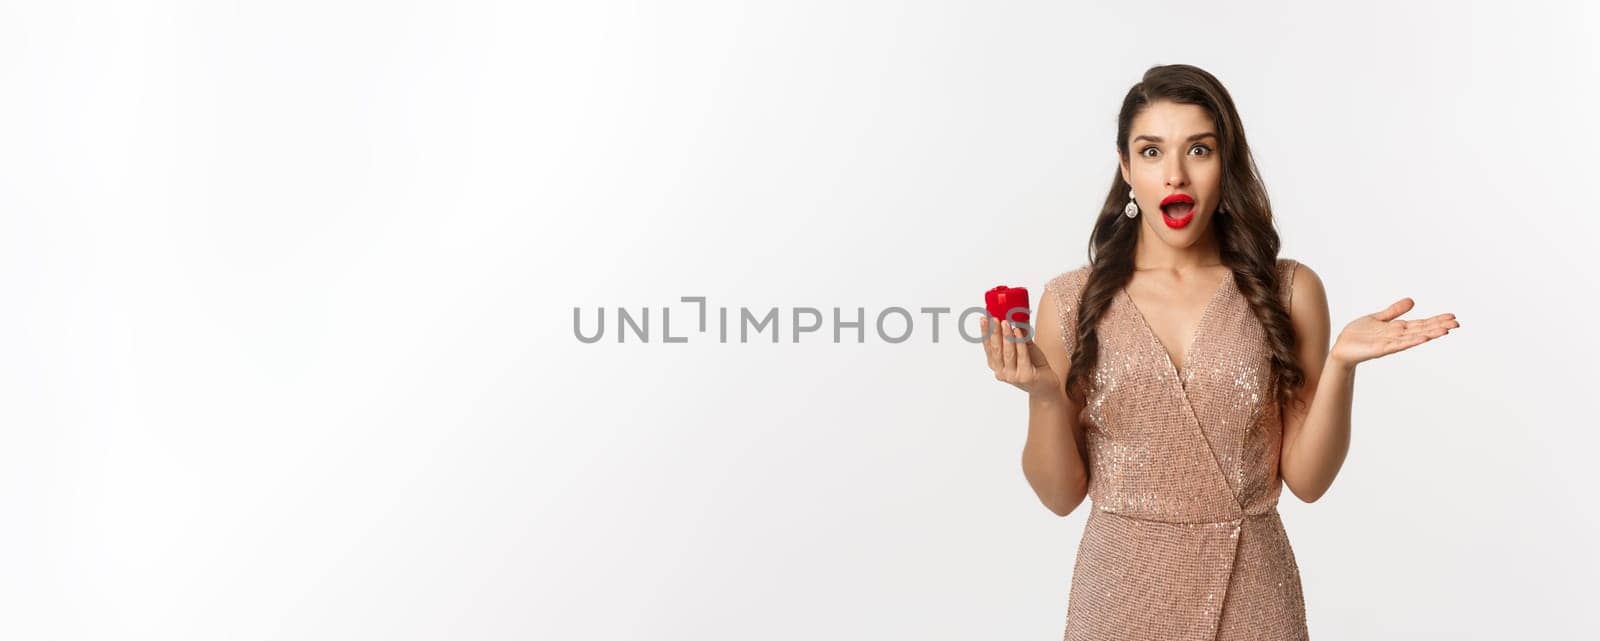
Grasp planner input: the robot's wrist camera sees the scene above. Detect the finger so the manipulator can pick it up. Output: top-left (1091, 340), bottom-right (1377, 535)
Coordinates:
top-left (1379, 334), bottom-right (1428, 357)
top-left (1424, 318), bottom-right (1455, 337)
top-left (983, 317), bottom-right (1002, 371)
top-left (1012, 325), bottom-right (1030, 375)
top-left (1407, 325), bottom-right (1447, 345)
top-left (1381, 318), bottom-right (1459, 357)
top-left (1421, 317), bottom-right (1459, 334)
top-left (1407, 313), bottom-right (1457, 326)
top-left (1402, 316), bottom-right (1458, 337)
top-left (1001, 321), bottom-right (1016, 371)
top-left (1402, 333), bottom-right (1434, 349)
top-left (1372, 297), bottom-right (1414, 322)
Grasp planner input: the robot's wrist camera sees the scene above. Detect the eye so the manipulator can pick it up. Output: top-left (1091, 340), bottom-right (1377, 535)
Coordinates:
top-left (1188, 144), bottom-right (1212, 157)
top-left (1140, 146), bottom-right (1159, 158)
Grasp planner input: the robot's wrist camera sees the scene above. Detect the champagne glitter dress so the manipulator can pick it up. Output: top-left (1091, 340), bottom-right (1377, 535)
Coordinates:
top-left (1044, 258), bottom-right (1309, 641)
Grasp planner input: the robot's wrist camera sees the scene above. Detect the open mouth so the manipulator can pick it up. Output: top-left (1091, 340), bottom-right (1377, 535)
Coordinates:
top-left (1161, 201), bottom-right (1194, 217)
top-left (1158, 193), bottom-right (1196, 227)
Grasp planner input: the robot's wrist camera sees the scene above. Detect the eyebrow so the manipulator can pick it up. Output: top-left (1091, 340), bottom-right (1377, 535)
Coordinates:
top-left (1131, 132), bottom-right (1219, 144)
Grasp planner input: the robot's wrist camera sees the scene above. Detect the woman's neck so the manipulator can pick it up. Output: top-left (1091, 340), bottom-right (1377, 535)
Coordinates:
top-left (1131, 228), bottom-right (1225, 272)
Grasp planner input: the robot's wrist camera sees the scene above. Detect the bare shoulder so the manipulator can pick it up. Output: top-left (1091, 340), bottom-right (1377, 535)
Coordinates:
top-left (1038, 263), bottom-right (1092, 348)
top-left (1040, 263), bottom-right (1090, 324)
top-left (1280, 259), bottom-right (1331, 360)
top-left (1280, 258), bottom-right (1328, 317)
top-left (1046, 263), bottom-right (1093, 297)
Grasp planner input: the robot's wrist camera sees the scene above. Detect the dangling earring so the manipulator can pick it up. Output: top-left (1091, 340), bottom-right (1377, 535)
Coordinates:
top-left (1123, 189), bottom-right (1139, 218)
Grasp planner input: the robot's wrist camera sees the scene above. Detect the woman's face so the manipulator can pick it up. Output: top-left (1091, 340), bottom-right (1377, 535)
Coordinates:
top-left (1119, 99), bottom-right (1224, 247)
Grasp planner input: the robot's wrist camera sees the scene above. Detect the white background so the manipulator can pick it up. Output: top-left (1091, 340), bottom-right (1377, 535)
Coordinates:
top-left (2, 1), bottom-right (1596, 639)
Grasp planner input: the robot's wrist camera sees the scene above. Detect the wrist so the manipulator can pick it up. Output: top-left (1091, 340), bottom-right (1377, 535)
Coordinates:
top-left (1029, 386), bottom-right (1068, 407)
top-left (1325, 353), bottom-right (1357, 376)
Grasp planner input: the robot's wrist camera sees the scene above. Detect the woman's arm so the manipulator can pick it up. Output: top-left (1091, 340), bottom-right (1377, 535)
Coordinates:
top-left (1019, 281), bottom-right (1089, 516)
top-left (1278, 262), bottom-right (1459, 502)
top-left (1022, 387), bottom-right (1088, 516)
top-left (1278, 262), bottom-right (1349, 502)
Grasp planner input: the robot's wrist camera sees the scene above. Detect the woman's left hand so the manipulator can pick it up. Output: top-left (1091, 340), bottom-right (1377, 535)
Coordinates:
top-left (1329, 298), bottom-right (1459, 368)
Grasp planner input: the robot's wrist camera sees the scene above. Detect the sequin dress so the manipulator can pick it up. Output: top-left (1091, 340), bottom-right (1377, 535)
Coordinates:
top-left (1044, 258), bottom-right (1309, 641)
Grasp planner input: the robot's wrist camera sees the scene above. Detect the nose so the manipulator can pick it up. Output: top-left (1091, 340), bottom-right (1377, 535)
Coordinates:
top-left (1165, 155), bottom-right (1189, 188)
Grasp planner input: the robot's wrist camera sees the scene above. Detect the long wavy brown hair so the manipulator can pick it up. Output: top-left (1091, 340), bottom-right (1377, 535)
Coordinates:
top-left (1063, 64), bottom-right (1305, 412)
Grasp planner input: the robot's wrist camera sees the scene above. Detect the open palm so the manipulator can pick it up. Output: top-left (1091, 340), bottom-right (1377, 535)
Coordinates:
top-left (1330, 297), bottom-right (1459, 367)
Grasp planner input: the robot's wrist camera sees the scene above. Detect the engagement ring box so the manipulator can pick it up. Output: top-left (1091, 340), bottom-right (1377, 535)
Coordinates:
top-left (985, 285), bottom-right (1030, 325)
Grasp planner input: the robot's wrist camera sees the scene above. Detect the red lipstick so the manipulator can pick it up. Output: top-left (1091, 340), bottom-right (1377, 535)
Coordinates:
top-left (1158, 193), bottom-right (1196, 229)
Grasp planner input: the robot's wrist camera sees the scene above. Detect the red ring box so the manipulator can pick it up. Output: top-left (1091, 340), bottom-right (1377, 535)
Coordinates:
top-left (985, 285), bottom-right (1030, 325)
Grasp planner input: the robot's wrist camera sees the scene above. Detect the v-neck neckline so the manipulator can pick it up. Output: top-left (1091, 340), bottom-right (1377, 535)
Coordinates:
top-left (1119, 270), bottom-right (1234, 382)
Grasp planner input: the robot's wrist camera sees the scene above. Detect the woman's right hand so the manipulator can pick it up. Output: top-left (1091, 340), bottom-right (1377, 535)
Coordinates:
top-left (981, 316), bottom-right (1061, 398)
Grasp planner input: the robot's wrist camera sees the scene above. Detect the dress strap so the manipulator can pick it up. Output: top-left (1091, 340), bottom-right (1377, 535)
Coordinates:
top-left (1276, 258), bottom-right (1299, 309)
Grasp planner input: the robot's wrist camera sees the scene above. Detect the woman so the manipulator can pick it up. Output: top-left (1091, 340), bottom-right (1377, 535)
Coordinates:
top-left (979, 64), bottom-right (1458, 640)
